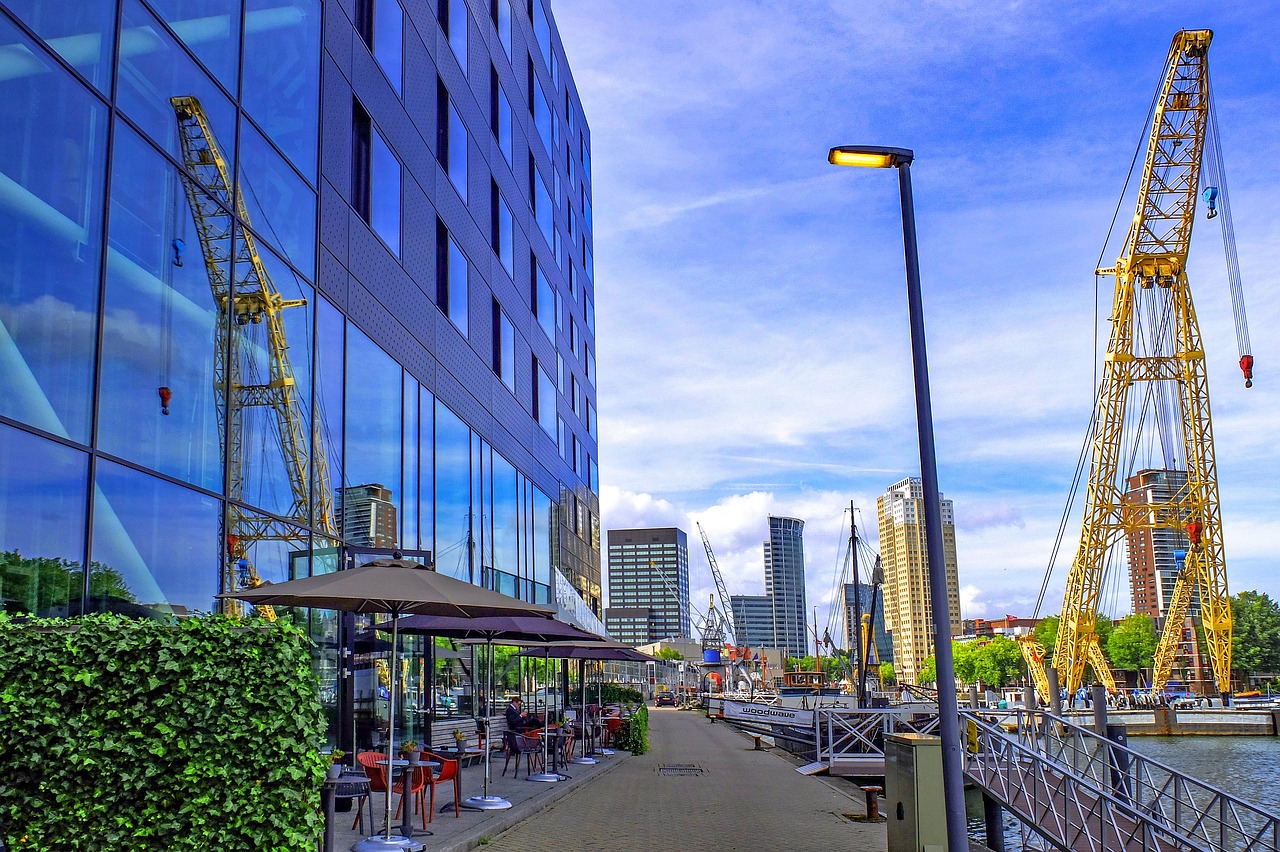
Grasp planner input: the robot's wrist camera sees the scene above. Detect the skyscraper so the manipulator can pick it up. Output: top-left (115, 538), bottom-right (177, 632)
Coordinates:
top-left (877, 478), bottom-right (961, 686)
top-left (1124, 469), bottom-right (1197, 620)
top-left (765, 515), bottom-right (808, 659)
top-left (336, 484), bottom-right (399, 549)
top-left (605, 527), bottom-right (691, 646)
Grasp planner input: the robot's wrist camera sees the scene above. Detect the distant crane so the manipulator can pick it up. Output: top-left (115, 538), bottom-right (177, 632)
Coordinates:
top-left (1028, 30), bottom-right (1250, 701)
top-left (171, 96), bottom-right (336, 619)
top-left (697, 523), bottom-right (738, 648)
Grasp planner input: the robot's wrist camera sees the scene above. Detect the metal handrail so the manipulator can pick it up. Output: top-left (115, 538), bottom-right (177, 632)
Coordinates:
top-left (962, 708), bottom-right (1280, 851)
top-left (816, 707), bottom-right (940, 762)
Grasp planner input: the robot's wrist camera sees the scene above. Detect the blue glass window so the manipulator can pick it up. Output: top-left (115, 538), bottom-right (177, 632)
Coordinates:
top-left (493, 0), bottom-right (511, 58)
top-left (371, 129), bottom-right (401, 255)
top-left (534, 260), bottom-right (555, 340)
top-left (535, 358), bottom-right (555, 437)
top-left (491, 183), bottom-right (513, 275)
top-left (147, 0), bottom-right (242, 91)
top-left (533, 164), bottom-right (553, 248)
top-left (585, 345), bottom-right (595, 385)
top-left (0, 14), bottom-right (107, 445)
top-left (243, 0), bottom-right (322, 180)
top-left (91, 459), bottom-right (220, 617)
top-left (531, 486), bottom-right (551, 587)
top-left (583, 188), bottom-right (592, 231)
top-left (531, 0), bottom-right (551, 70)
top-left (434, 401), bottom-right (470, 581)
top-left (373, 0), bottom-right (404, 94)
top-left (315, 296), bottom-right (345, 524)
top-left (118, 0), bottom-right (237, 177)
top-left (448, 101), bottom-right (468, 201)
top-left (570, 374), bottom-right (579, 416)
top-left (401, 373), bottom-right (418, 548)
top-left (491, 451), bottom-right (517, 577)
top-left (586, 399), bottom-right (595, 438)
top-left (343, 325), bottom-right (403, 548)
top-left (443, 0), bottom-right (467, 72)
top-left (435, 223), bottom-right (469, 334)
top-left (532, 81), bottom-right (552, 155)
top-left (416, 387), bottom-right (434, 553)
top-left (4, 1), bottom-right (116, 92)
top-left (584, 240), bottom-right (593, 281)
top-left (490, 68), bottom-right (513, 167)
top-left (238, 116), bottom-right (317, 277)
top-left (492, 301), bottom-right (515, 391)
top-left (99, 123), bottom-right (223, 492)
top-left (585, 293), bottom-right (594, 333)
top-left (0, 423), bottom-right (89, 616)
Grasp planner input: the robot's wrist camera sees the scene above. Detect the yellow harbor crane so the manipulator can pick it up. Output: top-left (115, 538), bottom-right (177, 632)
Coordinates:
top-left (1029, 30), bottom-right (1252, 701)
top-left (171, 96), bottom-right (336, 619)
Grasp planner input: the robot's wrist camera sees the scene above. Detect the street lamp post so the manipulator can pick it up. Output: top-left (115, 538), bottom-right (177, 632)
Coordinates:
top-left (828, 145), bottom-right (967, 852)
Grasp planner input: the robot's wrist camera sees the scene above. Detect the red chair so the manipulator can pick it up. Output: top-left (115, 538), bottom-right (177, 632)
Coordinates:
top-left (423, 752), bottom-right (461, 819)
top-left (357, 751), bottom-right (425, 831)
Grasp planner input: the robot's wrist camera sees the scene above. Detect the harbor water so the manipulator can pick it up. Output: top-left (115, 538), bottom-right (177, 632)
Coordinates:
top-left (966, 735), bottom-right (1280, 848)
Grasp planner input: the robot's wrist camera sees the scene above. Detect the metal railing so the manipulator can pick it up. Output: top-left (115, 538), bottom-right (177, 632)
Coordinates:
top-left (817, 706), bottom-right (940, 763)
top-left (962, 708), bottom-right (1280, 852)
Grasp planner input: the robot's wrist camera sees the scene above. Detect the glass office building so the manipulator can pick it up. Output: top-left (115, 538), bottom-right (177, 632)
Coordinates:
top-left (0, 0), bottom-right (600, 743)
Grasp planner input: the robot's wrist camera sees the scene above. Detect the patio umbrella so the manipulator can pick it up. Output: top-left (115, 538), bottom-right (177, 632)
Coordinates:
top-left (517, 641), bottom-right (654, 763)
top-left (369, 613), bottom-right (605, 808)
top-left (219, 554), bottom-right (552, 850)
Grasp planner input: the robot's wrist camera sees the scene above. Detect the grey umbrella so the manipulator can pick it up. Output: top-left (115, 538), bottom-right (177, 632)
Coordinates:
top-left (369, 613), bottom-right (605, 807)
top-left (218, 554), bottom-right (552, 849)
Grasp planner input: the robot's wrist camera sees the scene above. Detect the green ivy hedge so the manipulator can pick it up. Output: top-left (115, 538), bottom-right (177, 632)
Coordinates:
top-left (614, 705), bottom-right (649, 755)
top-left (0, 613), bottom-right (327, 850)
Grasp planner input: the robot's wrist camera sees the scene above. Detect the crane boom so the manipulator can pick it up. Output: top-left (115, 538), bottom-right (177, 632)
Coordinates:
top-left (171, 96), bottom-right (336, 618)
top-left (1052, 30), bottom-right (1233, 698)
top-left (697, 523), bottom-right (737, 647)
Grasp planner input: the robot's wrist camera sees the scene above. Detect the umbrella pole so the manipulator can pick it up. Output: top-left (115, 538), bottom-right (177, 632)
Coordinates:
top-left (464, 637), bottom-right (511, 809)
top-left (528, 647), bottom-right (559, 782)
top-left (385, 613), bottom-right (398, 840)
top-left (571, 658), bottom-right (596, 765)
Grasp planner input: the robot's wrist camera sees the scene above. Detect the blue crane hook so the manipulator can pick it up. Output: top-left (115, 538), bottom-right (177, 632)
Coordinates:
top-left (1202, 186), bottom-right (1219, 220)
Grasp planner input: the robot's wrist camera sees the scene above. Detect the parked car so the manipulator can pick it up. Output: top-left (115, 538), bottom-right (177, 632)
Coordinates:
top-left (655, 693), bottom-right (676, 707)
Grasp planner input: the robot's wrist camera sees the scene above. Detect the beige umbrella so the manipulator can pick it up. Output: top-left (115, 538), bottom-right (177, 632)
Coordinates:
top-left (218, 554), bottom-right (552, 850)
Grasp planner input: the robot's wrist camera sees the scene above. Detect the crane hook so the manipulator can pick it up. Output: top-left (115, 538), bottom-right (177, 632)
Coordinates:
top-left (157, 386), bottom-right (172, 416)
top-left (1202, 186), bottom-right (1219, 219)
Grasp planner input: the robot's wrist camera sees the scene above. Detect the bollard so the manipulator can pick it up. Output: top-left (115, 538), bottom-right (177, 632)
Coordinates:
top-left (753, 734), bottom-right (763, 750)
top-left (1047, 666), bottom-right (1062, 718)
top-left (968, 684), bottom-right (980, 709)
top-left (861, 785), bottom-right (883, 820)
top-left (1091, 683), bottom-right (1109, 736)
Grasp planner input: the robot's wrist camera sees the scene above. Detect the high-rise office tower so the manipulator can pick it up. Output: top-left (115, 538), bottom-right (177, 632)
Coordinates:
top-left (765, 516), bottom-right (808, 659)
top-left (729, 593), bottom-right (774, 649)
top-left (876, 478), bottom-right (961, 686)
top-left (605, 528), bottom-right (691, 646)
top-left (1124, 469), bottom-right (1198, 620)
top-left (0, 0), bottom-right (602, 730)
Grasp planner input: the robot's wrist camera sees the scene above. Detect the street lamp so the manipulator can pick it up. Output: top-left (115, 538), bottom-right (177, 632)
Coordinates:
top-left (828, 144), bottom-right (967, 852)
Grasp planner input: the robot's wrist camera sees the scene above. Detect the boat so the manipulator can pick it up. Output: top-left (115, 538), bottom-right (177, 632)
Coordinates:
top-left (779, 670), bottom-right (843, 697)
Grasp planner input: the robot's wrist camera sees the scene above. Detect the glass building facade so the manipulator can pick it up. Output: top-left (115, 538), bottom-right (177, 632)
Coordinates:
top-left (765, 515), bottom-right (807, 660)
top-left (0, 0), bottom-right (599, 746)
top-left (604, 527), bottom-right (691, 647)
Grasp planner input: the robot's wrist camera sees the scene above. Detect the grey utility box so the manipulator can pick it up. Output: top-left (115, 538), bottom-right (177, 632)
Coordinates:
top-left (885, 733), bottom-right (947, 852)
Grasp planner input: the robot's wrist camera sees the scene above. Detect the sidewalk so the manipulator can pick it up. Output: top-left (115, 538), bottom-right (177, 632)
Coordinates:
top-left (478, 707), bottom-right (887, 852)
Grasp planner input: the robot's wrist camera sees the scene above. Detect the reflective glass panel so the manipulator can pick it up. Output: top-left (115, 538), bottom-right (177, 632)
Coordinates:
top-left (531, 486), bottom-right (550, 587)
top-left (497, 84), bottom-right (512, 166)
top-left (4, 0), bottom-right (116, 92)
top-left (417, 387), bottom-right (434, 554)
top-left (434, 401), bottom-right (470, 581)
top-left (99, 123), bottom-right (224, 491)
top-left (491, 451), bottom-right (517, 577)
top-left (498, 308), bottom-right (515, 391)
top-left (495, 191), bottom-right (513, 275)
top-left (90, 458), bottom-right (220, 617)
top-left (535, 262), bottom-right (554, 340)
top-left (531, 0), bottom-right (550, 69)
top-left (584, 241), bottom-right (593, 281)
top-left (242, 0), bottom-right (321, 180)
top-left (401, 373), bottom-right (418, 548)
top-left (447, 235), bottom-right (468, 333)
top-left (227, 509), bottom-right (308, 620)
top-left (534, 166), bottom-right (553, 248)
top-left (374, 0), bottom-right (403, 94)
top-left (343, 325), bottom-right (402, 548)
top-left (315, 295), bottom-right (344, 531)
top-left (0, 15), bottom-right (106, 444)
top-left (447, 101), bottom-right (468, 202)
top-left (533, 82), bottom-right (552, 155)
top-left (117, 0), bottom-right (236, 174)
top-left (0, 423), bottom-right (89, 616)
top-left (146, 0), bottom-right (241, 90)
top-left (446, 0), bottom-right (466, 72)
top-left (371, 129), bottom-right (401, 254)
top-left (233, 232), bottom-right (315, 519)
top-left (537, 363), bottom-right (555, 437)
top-left (495, 0), bottom-right (510, 58)
top-left (238, 116), bottom-right (317, 277)
top-left (582, 138), bottom-right (591, 182)
top-left (585, 293), bottom-right (594, 333)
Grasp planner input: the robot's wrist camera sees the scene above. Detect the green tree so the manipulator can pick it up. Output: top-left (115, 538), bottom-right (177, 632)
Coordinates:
top-left (952, 640), bottom-right (979, 684)
top-left (917, 656), bottom-right (937, 685)
top-left (1034, 615), bottom-right (1059, 658)
top-left (974, 635), bottom-right (1024, 688)
top-left (1231, 590), bottom-right (1280, 675)
top-left (879, 662), bottom-right (897, 686)
top-left (656, 647), bottom-right (684, 661)
top-left (1106, 613), bottom-right (1158, 671)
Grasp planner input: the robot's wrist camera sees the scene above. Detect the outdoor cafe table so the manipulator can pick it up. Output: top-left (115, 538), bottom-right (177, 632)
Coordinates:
top-left (438, 746), bottom-right (485, 813)
top-left (377, 758), bottom-right (441, 839)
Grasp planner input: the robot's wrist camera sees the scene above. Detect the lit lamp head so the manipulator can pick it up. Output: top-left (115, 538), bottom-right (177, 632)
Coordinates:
top-left (828, 145), bottom-right (914, 168)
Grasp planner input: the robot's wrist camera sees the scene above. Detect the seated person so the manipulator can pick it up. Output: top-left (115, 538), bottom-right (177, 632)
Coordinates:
top-left (504, 696), bottom-right (542, 733)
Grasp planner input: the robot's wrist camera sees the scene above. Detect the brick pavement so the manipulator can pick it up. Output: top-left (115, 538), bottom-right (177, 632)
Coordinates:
top-left (478, 707), bottom-right (887, 852)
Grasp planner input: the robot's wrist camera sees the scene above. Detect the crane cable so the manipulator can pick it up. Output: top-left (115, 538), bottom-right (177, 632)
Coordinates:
top-left (1032, 82), bottom-right (1160, 620)
top-left (1202, 71), bottom-right (1253, 386)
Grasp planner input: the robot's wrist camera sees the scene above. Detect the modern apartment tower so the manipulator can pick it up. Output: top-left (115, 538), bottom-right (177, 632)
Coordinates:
top-left (0, 0), bottom-right (602, 740)
top-left (1123, 469), bottom-right (1197, 620)
top-left (765, 516), bottom-right (808, 660)
top-left (604, 527), bottom-right (691, 646)
top-left (876, 478), bottom-right (961, 686)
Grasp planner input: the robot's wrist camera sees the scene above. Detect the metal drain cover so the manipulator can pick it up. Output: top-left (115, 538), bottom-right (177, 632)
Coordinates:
top-left (657, 764), bottom-right (704, 776)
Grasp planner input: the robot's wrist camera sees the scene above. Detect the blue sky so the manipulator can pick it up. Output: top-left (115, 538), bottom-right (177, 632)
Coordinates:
top-left (553, 2), bottom-right (1280, 641)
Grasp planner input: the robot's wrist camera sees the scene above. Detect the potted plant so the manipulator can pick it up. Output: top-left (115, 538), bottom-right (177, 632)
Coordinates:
top-left (452, 728), bottom-right (466, 749)
top-left (327, 750), bottom-right (345, 780)
top-left (399, 740), bottom-right (420, 764)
